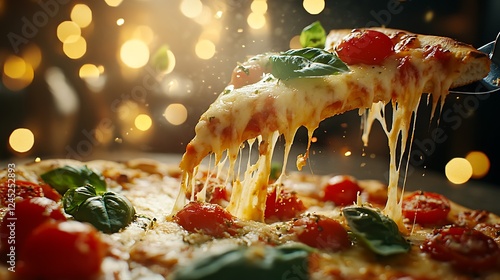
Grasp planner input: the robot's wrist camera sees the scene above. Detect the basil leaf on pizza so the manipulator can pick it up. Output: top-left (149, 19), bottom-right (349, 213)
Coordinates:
top-left (41, 165), bottom-right (106, 195)
top-left (269, 48), bottom-right (349, 80)
top-left (342, 206), bottom-right (410, 256)
top-left (173, 244), bottom-right (311, 280)
top-left (72, 191), bottom-right (136, 234)
top-left (300, 21), bottom-right (326, 48)
top-left (62, 184), bottom-right (97, 215)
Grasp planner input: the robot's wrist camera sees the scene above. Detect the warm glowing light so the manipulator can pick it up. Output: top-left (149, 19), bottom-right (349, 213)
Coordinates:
top-left (247, 12), bottom-right (266, 29)
top-left (57, 21), bottom-right (81, 43)
top-left (133, 25), bottom-right (154, 45)
top-left (195, 39), bottom-right (216, 60)
top-left (134, 114), bottom-right (153, 131)
top-left (4, 55), bottom-right (26, 79)
top-left (251, 1), bottom-right (268, 14)
top-left (22, 45), bottom-right (42, 70)
top-left (445, 157), bottom-right (473, 184)
top-left (303, 0), bottom-right (325, 15)
top-left (2, 58), bottom-right (34, 91)
top-left (465, 151), bottom-right (490, 178)
top-left (120, 39), bottom-right (149, 68)
top-left (164, 103), bottom-right (188, 125)
top-left (63, 36), bottom-right (87, 59)
top-left (116, 18), bottom-right (125, 26)
top-left (71, 4), bottom-right (92, 28)
top-left (424, 10), bottom-right (434, 22)
top-left (344, 151), bottom-right (352, 157)
top-left (79, 64), bottom-right (100, 79)
top-left (180, 0), bottom-right (203, 18)
top-left (105, 0), bottom-right (123, 7)
top-left (9, 128), bottom-right (35, 153)
top-left (289, 35), bottom-right (301, 49)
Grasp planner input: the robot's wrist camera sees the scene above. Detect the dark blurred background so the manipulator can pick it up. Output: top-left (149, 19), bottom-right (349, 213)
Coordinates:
top-left (1, 0), bottom-right (499, 186)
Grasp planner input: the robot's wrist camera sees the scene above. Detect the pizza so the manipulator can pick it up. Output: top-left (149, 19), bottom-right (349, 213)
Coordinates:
top-left (1, 25), bottom-right (498, 279)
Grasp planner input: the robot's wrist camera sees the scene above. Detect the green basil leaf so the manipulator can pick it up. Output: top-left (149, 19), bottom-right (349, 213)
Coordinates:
top-left (342, 206), bottom-right (410, 256)
top-left (269, 48), bottom-right (349, 80)
top-left (40, 165), bottom-right (106, 195)
top-left (300, 21), bottom-right (326, 48)
top-left (73, 191), bottom-right (136, 233)
top-left (62, 184), bottom-right (97, 215)
top-left (152, 44), bottom-right (170, 72)
top-left (173, 244), bottom-right (312, 280)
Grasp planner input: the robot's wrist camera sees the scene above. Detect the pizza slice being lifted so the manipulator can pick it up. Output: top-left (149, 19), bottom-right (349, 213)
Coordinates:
top-left (175, 25), bottom-right (491, 226)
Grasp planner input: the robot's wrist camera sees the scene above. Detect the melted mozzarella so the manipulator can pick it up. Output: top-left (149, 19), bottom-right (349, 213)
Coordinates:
top-left (177, 47), bottom-right (459, 225)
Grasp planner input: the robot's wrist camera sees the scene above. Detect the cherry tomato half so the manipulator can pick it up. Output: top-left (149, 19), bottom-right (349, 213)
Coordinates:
top-left (18, 220), bottom-right (107, 280)
top-left (173, 201), bottom-right (237, 238)
top-left (322, 175), bottom-right (362, 206)
top-left (0, 197), bottom-right (66, 258)
top-left (291, 214), bottom-right (350, 251)
top-left (265, 188), bottom-right (306, 223)
top-left (336, 29), bottom-right (394, 65)
top-left (421, 226), bottom-right (500, 272)
top-left (230, 63), bottom-right (264, 89)
top-left (0, 180), bottom-right (61, 206)
top-left (402, 191), bottom-right (450, 225)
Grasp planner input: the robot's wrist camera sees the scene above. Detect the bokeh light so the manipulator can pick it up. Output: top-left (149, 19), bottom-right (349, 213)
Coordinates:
top-left (4, 55), bottom-right (26, 79)
top-left (9, 128), bottom-right (35, 153)
top-left (57, 21), bottom-right (81, 43)
top-left (195, 39), bottom-right (216, 60)
top-left (120, 39), bottom-right (149, 68)
top-left (63, 36), bottom-right (87, 59)
top-left (247, 12), bottom-right (266, 29)
top-left (22, 44), bottom-right (42, 71)
top-left (251, 1), bottom-right (268, 14)
top-left (465, 151), bottom-right (490, 178)
top-left (135, 114), bottom-right (153, 131)
top-left (164, 103), bottom-right (188, 125)
top-left (70, 4), bottom-right (92, 28)
top-left (2, 56), bottom-right (34, 91)
top-left (303, 0), bottom-right (325, 15)
top-left (105, 0), bottom-right (123, 7)
top-left (79, 64), bottom-right (100, 79)
top-left (445, 157), bottom-right (473, 184)
top-left (180, 0), bottom-right (203, 19)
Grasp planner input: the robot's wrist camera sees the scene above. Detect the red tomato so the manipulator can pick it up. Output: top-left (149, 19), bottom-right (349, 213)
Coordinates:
top-left (39, 183), bottom-right (62, 202)
top-left (265, 188), bottom-right (306, 223)
top-left (209, 185), bottom-right (230, 205)
top-left (0, 180), bottom-right (43, 206)
top-left (322, 175), bottom-right (362, 206)
top-left (402, 191), bottom-right (450, 225)
top-left (291, 215), bottom-right (350, 251)
top-left (173, 202), bottom-right (237, 238)
top-left (18, 220), bottom-right (107, 280)
top-left (230, 63), bottom-right (264, 89)
top-left (336, 29), bottom-right (394, 65)
top-left (0, 197), bottom-right (66, 258)
top-left (421, 226), bottom-right (500, 272)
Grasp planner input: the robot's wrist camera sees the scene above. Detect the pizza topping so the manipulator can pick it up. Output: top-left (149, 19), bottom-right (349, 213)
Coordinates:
top-left (342, 206), bottom-right (410, 256)
top-left (264, 187), bottom-right (306, 223)
top-left (173, 201), bottom-right (238, 238)
top-left (290, 214), bottom-right (350, 251)
top-left (300, 20), bottom-right (326, 48)
top-left (322, 175), bottom-right (362, 206)
top-left (230, 63), bottom-right (265, 89)
top-left (269, 48), bottom-right (349, 80)
top-left (0, 180), bottom-right (43, 206)
top-left (421, 226), bottom-right (500, 272)
top-left (63, 184), bottom-right (136, 234)
top-left (18, 220), bottom-right (107, 279)
top-left (0, 197), bottom-right (66, 259)
top-left (41, 165), bottom-right (106, 195)
top-left (402, 191), bottom-right (451, 226)
top-left (173, 244), bottom-right (311, 280)
top-left (335, 29), bottom-right (394, 65)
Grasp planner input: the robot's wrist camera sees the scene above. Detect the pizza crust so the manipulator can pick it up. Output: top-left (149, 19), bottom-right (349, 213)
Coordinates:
top-left (326, 27), bottom-right (491, 89)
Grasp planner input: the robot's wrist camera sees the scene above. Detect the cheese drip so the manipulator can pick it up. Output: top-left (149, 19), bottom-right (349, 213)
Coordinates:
top-left (175, 48), bottom-right (462, 224)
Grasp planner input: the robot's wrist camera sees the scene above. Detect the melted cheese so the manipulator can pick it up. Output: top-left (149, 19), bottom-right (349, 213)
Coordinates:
top-left (176, 35), bottom-right (463, 225)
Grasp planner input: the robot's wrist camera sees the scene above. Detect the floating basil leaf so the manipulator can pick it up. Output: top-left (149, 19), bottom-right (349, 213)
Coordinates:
top-left (173, 244), bottom-right (312, 280)
top-left (269, 48), bottom-right (349, 80)
top-left (300, 21), bottom-right (326, 48)
top-left (62, 184), bottom-right (97, 215)
top-left (73, 191), bottom-right (136, 234)
top-left (152, 44), bottom-right (170, 72)
top-left (342, 206), bottom-right (410, 256)
top-left (41, 165), bottom-right (106, 195)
